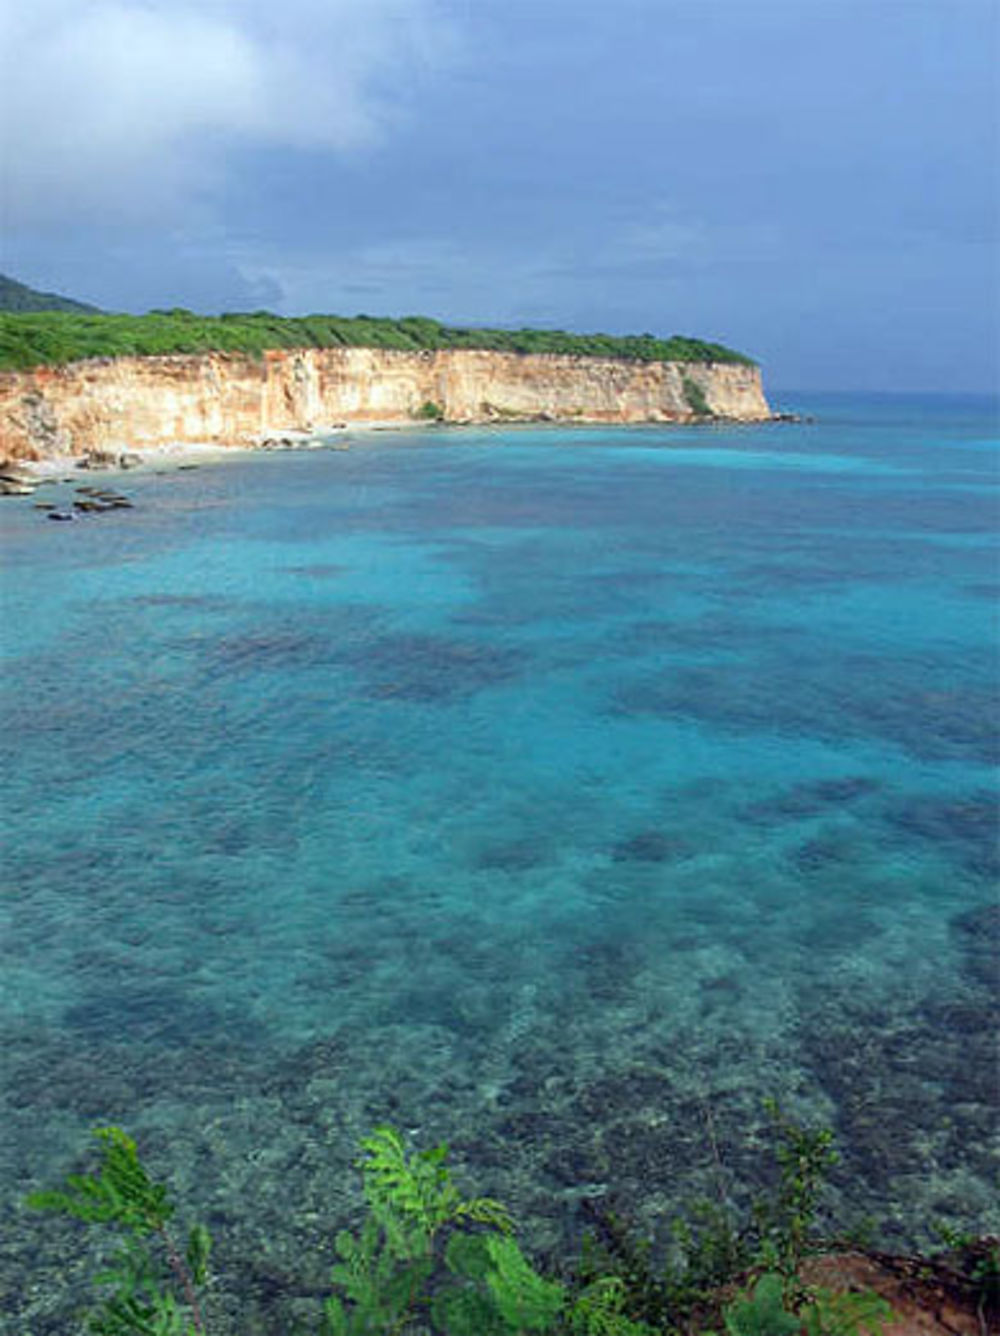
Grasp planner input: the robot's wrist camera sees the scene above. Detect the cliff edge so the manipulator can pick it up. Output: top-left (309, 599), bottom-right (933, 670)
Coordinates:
top-left (0, 347), bottom-right (771, 462)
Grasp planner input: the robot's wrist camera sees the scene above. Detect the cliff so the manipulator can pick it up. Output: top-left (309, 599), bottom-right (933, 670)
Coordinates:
top-left (0, 347), bottom-right (770, 461)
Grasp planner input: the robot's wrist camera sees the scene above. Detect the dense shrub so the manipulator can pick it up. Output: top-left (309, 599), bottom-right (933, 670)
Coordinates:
top-left (0, 310), bottom-right (757, 373)
top-left (682, 376), bottom-right (712, 417)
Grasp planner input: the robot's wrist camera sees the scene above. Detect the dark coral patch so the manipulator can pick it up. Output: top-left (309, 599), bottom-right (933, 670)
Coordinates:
top-left (281, 563), bottom-right (346, 578)
top-left (354, 633), bottom-right (523, 703)
top-left (611, 829), bottom-right (693, 864)
top-left (883, 792), bottom-right (999, 880)
top-left (804, 997), bottom-right (998, 1206)
top-left (206, 628), bottom-right (337, 673)
top-left (63, 983), bottom-right (261, 1049)
top-left (745, 776), bottom-right (881, 823)
top-left (616, 658), bottom-right (999, 765)
top-left (964, 581), bottom-right (1000, 602)
top-left (475, 839), bottom-right (546, 872)
top-left (808, 776), bottom-right (883, 804)
top-left (564, 938), bottom-right (644, 1002)
top-left (950, 903), bottom-right (1000, 989)
top-left (195, 606), bottom-right (380, 678)
top-left (791, 827), bottom-right (863, 872)
top-left (130, 593), bottom-right (237, 611)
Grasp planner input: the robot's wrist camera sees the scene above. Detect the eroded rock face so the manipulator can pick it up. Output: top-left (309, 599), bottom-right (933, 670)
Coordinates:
top-left (0, 348), bottom-right (771, 461)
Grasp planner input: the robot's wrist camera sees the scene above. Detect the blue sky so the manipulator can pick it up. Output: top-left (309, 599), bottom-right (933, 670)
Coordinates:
top-left (1, 0), bottom-right (997, 391)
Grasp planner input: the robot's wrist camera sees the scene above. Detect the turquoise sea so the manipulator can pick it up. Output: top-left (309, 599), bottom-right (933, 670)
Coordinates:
top-left (1, 392), bottom-right (997, 1332)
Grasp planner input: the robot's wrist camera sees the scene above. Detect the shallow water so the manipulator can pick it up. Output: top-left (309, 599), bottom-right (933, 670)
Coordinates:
top-left (1, 393), bottom-right (997, 1332)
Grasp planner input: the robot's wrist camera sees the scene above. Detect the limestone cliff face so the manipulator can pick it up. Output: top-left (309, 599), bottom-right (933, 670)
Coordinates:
top-left (0, 348), bottom-right (770, 461)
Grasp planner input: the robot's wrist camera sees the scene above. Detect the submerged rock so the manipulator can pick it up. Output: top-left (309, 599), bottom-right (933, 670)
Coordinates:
top-left (611, 829), bottom-right (691, 863)
top-left (950, 903), bottom-right (1000, 989)
top-left (952, 904), bottom-right (1000, 941)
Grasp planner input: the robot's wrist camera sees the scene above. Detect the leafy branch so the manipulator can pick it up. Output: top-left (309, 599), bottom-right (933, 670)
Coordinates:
top-left (27, 1127), bottom-right (210, 1336)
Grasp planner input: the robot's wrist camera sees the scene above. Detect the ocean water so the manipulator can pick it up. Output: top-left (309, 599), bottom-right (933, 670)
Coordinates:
top-left (1, 393), bottom-right (997, 1332)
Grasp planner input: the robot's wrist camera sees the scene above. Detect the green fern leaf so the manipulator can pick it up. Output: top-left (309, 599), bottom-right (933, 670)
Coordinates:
top-left (28, 1128), bottom-right (173, 1236)
top-left (321, 1294), bottom-right (349, 1336)
top-left (360, 1126), bottom-right (466, 1242)
top-left (483, 1234), bottom-right (565, 1332)
top-left (571, 1277), bottom-right (656, 1335)
top-left (723, 1274), bottom-right (801, 1336)
top-left (185, 1224), bottom-right (211, 1287)
top-left (431, 1285), bottom-right (509, 1335)
top-left (445, 1232), bottom-right (494, 1281)
top-left (330, 1212), bottom-right (432, 1332)
top-left (29, 1127), bottom-right (209, 1336)
top-left (455, 1196), bottom-right (515, 1234)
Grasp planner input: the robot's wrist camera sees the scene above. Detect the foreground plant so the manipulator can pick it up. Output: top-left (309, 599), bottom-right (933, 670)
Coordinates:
top-left (753, 1098), bottom-right (839, 1283)
top-left (577, 1101), bottom-right (891, 1335)
top-left (25, 1110), bottom-right (919, 1335)
top-left (715, 1272), bottom-right (893, 1336)
top-left (27, 1126), bottom-right (210, 1335)
top-left (323, 1125), bottom-right (651, 1336)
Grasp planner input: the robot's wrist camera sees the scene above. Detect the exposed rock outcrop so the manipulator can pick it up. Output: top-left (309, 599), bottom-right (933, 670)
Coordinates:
top-left (0, 347), bottom-right (771, 462)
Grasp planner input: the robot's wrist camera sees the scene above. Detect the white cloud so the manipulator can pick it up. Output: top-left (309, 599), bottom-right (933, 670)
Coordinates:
top-left (0, 0), bottom-right (452, 226)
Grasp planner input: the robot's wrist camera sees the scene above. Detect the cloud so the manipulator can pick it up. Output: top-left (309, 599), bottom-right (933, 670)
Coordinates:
top-left (0, 0), bottom-right (452, 227)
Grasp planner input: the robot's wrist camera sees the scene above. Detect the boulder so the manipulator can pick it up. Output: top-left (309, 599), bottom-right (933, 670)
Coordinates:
top-left (0, 464), bottom-right (35, 484)
top-left (77, 449), bottom-right (121, 470)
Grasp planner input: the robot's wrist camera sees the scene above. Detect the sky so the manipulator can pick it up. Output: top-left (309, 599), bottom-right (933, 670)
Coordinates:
top-left (1, 0), bottom-right (997, 392)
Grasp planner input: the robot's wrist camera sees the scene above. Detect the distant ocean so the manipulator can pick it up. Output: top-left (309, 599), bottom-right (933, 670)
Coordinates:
top-left (2, 392), bottom-right (997, 1332)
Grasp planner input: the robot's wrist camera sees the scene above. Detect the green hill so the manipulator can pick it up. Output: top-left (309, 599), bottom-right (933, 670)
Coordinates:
top-left (0, 273), bottom-right (103, 315)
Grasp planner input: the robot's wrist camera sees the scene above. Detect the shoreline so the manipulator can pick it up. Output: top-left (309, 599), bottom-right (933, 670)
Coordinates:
top-left (2, 420), bottom-right (424, 485)
top-left (20, 439), bottom-right (258, 481)
top-left (2, 411), bottom-right (795, 491)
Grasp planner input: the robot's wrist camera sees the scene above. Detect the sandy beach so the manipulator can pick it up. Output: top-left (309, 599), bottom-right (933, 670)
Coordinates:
top-left (4, 418), bottom-right (441, 484)
top-left (13, 439), bottom-right (254, 480)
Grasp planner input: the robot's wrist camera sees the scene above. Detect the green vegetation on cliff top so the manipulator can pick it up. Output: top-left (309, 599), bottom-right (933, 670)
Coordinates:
top-left (0, 307), bottom-right (756, 373)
